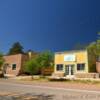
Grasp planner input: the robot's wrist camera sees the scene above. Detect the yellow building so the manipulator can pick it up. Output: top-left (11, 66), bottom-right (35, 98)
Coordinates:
top-left (54, 50), bottom-right (96, 78)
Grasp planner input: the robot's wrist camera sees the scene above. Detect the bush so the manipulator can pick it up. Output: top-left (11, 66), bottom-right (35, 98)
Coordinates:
top-left (24, 58), bottom-right (40, 75)
top-left (48, 78), bottom-right (69, 82)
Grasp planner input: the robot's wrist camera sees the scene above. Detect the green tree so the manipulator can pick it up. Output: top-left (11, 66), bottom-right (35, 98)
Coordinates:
top-left (8, 42), bottom-right (24, 55)
top-left (96, 32), bottom-right (100, 58)
top-left (24, 50), bottom-right (54, 76)
top-left (0, 53), bottom-right (4, 77)
top-left (24, 58), bottom-right (39, 77)
top-left (36, 51), bottom-right (54, 75)
top-left (37, 50), bottom-right (54, 68)
top-left (87, 42), bottom-right (97, 72)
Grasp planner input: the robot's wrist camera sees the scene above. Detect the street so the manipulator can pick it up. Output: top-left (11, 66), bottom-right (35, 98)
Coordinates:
top-left (0, 80), bottom-right (100, 100)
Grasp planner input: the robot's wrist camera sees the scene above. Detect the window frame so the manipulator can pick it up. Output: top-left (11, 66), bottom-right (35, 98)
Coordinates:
top-left (56, 64), bottom-right (63, 71)
top-left (12, 64), bottom-right (17, 70)
top-left (77, 63), bottom-right (85, 71)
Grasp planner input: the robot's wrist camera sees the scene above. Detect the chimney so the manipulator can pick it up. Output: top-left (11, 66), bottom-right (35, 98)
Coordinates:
top-left (28, 50), bottom-right (32, 59)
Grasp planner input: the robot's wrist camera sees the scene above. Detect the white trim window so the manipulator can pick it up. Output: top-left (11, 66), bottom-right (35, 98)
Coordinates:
top-left (77, 63), bottom-right (85, 71)
top-left (56, 64), bottom-right (63, 71)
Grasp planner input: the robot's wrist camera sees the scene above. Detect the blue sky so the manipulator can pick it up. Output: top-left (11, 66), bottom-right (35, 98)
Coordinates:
top-left (0, 0), bottom-right (99, 54)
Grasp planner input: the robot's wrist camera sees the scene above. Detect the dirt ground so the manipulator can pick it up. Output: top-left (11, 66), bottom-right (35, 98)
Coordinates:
top-left (0, 92), bottom-right (53, 100)
top-left (15, 79), bottom-right (100, 91)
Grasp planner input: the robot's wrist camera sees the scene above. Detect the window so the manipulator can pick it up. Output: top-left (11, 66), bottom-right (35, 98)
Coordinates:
top-left (77, 63), bottom-right (85, 71)
top-left (12, 64), bottom-right (16, 70)
top-left (56, 64), bottom-right (63, 71)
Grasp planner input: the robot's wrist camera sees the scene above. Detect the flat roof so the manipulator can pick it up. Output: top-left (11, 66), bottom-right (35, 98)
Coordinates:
top-left (55, 49), bottom-right (87, 54)
top-left (3, 53), bottom-right (26, 57)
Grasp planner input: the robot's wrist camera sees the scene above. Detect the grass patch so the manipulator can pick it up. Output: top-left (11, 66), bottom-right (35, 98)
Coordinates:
top-left (18, 75), bottom-right (100, 85)
top-left (70, 79), bottom-right (100, 85)
top-left (19, 75), bottom-right (49, 82)
top-left (48, 78), bottom-right (100, 84)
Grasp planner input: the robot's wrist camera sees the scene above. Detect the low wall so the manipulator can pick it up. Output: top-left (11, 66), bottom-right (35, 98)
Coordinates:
top-left (52, 72), bottom-right (64, 77)
top-left (75, 73), bottom-right (99, 78)
top-left (41, 67), bottom-right (53, 75)
top-left (14, 75), bottom-right (40, 80)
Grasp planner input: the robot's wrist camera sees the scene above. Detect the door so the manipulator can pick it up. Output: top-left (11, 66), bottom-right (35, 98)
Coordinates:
top-left (65, 65), bottom-right (74, 75)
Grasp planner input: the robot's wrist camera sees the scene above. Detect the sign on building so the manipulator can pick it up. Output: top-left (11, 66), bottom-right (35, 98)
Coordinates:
top-left (64, 54), bottom-right (76, 61)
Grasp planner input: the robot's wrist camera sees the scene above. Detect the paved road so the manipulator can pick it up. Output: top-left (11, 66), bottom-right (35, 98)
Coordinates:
top-left (0, 80), bottom-right (100, 100)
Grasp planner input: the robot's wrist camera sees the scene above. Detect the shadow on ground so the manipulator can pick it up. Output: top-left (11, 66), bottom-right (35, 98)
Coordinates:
top-left (0, 93), bottom-right (54, 100)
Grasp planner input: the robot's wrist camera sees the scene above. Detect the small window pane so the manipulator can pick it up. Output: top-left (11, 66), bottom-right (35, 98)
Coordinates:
top-left (77, 63), bottom-right (85, 71)
top-left (56, 64), bottom-right (63, 71)
top-left (12, 64), bottom-right (16, 70)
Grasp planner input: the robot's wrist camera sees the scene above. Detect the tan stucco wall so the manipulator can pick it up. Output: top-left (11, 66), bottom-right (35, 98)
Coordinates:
top-left (3, 54), bottom-right (28, 76)
top-left (96, 62), bottom-right (100, 73)
top-left (54, 50), bottom-right (89, 74)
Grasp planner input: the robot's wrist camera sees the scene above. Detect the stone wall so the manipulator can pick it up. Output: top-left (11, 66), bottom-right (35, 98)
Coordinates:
top-left (75, 73), bottom-right (99, 78)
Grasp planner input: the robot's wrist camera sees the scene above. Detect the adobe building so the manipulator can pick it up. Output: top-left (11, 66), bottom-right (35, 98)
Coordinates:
top-left (2, 50), bottom-right (38, 77)
top-left (96, 60), bottom-right (100, 73)
top-left (54, 50), bottom-right (97, 78)
top-left (3, 54), bottom-right (28, 77)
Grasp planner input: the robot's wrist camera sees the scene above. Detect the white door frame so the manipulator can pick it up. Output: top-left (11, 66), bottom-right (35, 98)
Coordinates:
top-left (65, 64), bottom-right (74, 76)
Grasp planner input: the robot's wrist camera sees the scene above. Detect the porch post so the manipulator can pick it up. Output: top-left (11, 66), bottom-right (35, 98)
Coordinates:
top-left (69, 65), bottom-right (71, 75)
